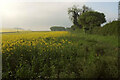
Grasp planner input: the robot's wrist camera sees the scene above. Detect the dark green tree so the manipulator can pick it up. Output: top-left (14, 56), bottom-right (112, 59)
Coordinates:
top-left (50, 26), bottom-right (66, 31)
top-left (68, 5), bottom-right (92, 29)
top-left (68, 5), bottom-right (81, 28)
top-left (78, 11), bottom-right (106, 33)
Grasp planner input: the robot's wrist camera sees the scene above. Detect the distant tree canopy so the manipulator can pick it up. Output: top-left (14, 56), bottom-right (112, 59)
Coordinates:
top-left (78, 11), bottom-right (106, 31)
top-left (50, 26), bottom-right (66, 31)
top-left (68, 5), bottom-right (93, 29)
top-left (66, 27), bottom-right (71, 31)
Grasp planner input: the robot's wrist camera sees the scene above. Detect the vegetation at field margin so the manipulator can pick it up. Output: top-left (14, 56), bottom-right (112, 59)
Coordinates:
top-left (2, 31), bottom-right (118, 79)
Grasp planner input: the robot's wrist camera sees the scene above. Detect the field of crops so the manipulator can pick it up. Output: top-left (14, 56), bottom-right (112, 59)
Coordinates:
top-left (1, 31), bottom-right (118, 79)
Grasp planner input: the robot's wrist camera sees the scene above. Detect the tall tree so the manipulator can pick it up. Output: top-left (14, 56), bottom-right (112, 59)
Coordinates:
top-left (68, 5), bottom-right (81, 27)
top-left (78, 11), bottom-right (106, 33)
top-left (68, 5), bottom-right (92, 29)
top-left (82, 5), bottom-right (92, 13)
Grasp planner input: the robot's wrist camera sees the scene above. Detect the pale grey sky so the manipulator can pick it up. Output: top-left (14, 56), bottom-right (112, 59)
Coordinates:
top-left (1, 2), bottom-right (119, 31)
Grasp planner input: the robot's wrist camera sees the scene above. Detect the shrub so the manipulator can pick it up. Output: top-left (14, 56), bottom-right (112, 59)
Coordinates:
top-left (91, 21), bottom-right (120, 36)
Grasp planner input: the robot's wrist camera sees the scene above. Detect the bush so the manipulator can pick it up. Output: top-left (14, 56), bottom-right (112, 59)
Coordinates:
top-left (91, 21), bottom-right (120, 36)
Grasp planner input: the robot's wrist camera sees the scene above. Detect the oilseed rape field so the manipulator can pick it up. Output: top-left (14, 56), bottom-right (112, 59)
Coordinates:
top-left (1, 31), bottom-right (118, 79)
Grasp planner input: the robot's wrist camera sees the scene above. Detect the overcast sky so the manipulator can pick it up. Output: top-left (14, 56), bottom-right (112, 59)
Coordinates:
top-left (1, 2), bottom-right (119, 31)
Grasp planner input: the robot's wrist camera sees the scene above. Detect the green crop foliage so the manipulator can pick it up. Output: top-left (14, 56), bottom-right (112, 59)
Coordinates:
top-left (2, 31), bottom-right (118, 79)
